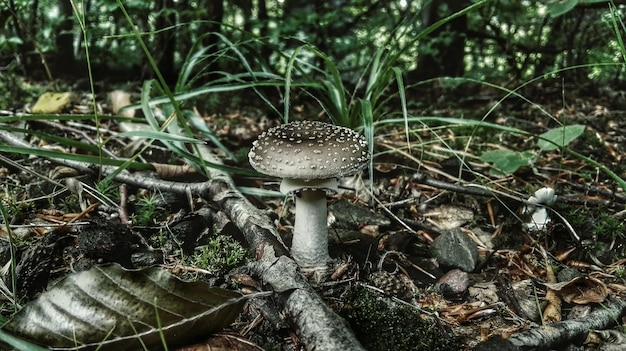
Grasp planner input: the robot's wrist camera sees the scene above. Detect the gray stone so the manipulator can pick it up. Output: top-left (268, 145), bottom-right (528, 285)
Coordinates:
top-left (430, 228), bottom-right (478, 272)
top-left (436, 268), bottom-right (471, 296)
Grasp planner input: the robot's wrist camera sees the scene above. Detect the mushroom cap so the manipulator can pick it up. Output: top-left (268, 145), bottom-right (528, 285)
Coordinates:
top-left (248, 120), bottom-right (370, 180)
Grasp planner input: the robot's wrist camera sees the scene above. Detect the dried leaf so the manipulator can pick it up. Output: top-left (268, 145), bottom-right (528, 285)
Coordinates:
top-left (561, 278), bottom-right (608, 304)
top-left (542, 263), bottom-right (561, 324)
top-left (555, 246), bottom-right (577, 262)
top-left (175, 332), bottom-right (265, 351)
top-left (544, 277), bottom-right (608, 304)
top-left (589, 329), bottom-right (626, 344)
top-left (4, 264), bottom-right (245, 350)
top-left (424, 205), bottom-right (474, 229)
top-left (32, 92), bottom-right (72, 114)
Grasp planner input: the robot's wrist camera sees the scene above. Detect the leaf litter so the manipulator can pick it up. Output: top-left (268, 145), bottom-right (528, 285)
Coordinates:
top-left (0, 85), bottom-right (626, 350)
top-left (4, 264), bottom-right (249, 350)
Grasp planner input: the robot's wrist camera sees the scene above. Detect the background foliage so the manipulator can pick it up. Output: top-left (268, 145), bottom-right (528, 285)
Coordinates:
top-left (1, 2), bottom-right (626, 349)
top-left (1, 0), bottom-right (625, 89)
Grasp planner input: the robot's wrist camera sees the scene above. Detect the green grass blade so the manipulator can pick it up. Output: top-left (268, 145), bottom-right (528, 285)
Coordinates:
top-left (0, 145), bottom-right (152, 170)
top-left (184, 109), bottom-right (236, 160)
top-left (608, 2), bottom-right (626, 63)
top-left (284, 44), bottom-right (305, 123)
top-left (359, 98), bottom-right (374, 198)
top-left (0, 114), bottom-right (140, 123)
top-left (392, 66), bottom-right (410, 152)
top-left (0, 329), bottom-right (48, 351)
top-left (114, 131), bottom-right (204, 143)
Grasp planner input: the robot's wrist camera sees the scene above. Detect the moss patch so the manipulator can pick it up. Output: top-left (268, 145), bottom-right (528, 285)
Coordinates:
top-left (335, 285), bottom-right (461, 351)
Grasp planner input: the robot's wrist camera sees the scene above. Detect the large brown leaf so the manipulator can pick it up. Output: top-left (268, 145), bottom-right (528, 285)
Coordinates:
top-left (3, 264), bottom-right (245, 350)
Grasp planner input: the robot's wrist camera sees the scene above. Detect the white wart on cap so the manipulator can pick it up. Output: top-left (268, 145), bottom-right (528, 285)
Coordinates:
top-left (248, 120), bottom-right (370, 183)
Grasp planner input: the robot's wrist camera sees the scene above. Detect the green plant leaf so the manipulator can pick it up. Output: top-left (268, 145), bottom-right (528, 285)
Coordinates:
top-left (480, 149), bottom-right (534, 175)
top-left (3, 264), bottom-right (245, 350)
top-left (115, 130), bottom-right (204, 143)
top-left (0, 329), bottom-right (48, 351)
top-left (0, 145), bottom-right (152, 170)
top-left (537, 124), bottom-right (585, 151)
top-left (546, 0), bottom-right (579, 17)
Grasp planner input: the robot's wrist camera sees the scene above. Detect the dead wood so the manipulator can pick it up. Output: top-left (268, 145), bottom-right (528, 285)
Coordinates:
top-left (250, 245), bottom-right (365, 351)
top-left (475, 298), bottom-right (626, 351)
top-left (0, 130), bottom-right (287, 255)
top-left (197, 145), bottom-right (365, 350)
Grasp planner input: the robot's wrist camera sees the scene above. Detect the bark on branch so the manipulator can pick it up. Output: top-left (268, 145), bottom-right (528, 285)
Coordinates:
top-left (475, 298), bottom-right (626, 351)
top-left (197, 145), bottom-right (365, 350)
top-left (250, 245), bottom-right (365, 351)
top-left (0, 131), bottom-right (364, 350)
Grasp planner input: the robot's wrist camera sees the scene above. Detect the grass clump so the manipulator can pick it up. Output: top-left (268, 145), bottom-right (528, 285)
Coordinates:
top-left (130, 194), bottom-right (160, 226)
top-left (336, 285), bottom-right (461, 351)
top-left (130, 192), bottom-right (169, 227)
top-left (594, 212), bottom-right (625, 243)
top-left (614, 266), bottom-right (626, 279)
top-left (191, 234), bottom-right (248, 275)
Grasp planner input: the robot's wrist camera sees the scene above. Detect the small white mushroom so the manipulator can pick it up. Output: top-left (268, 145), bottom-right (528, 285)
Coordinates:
top-left (522, 187), bottom-right (557, 232)
top-left (249, 121), bottom-right (370, 272)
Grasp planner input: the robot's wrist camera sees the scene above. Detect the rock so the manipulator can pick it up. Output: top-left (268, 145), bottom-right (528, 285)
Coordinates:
top-left (468, 282), bottom-right (499, 304)
top-left (557, 266), bottom-right (583, 282)
top-left (430, 228), bottom-right (478, 272)
top-left (436, 269), bottom-right (470, 296)
top-left (512, 279), bottom-right (541, 322)
top-left (328, 199), bottom-right (390, 230)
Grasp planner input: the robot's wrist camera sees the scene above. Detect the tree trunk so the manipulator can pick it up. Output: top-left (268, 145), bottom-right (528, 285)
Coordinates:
top-left (154, 0), bottom-right (177, 85)
top-left (233, 0), bottom-right (253, 32)
top-left (257, 0), bottom-right (272, 63)
top-left (409, 0), bottom-right (470, 82)
top-left (198, 0), bottom-right (224, 82)
top-left (54, 0), bottom-right (78, 76)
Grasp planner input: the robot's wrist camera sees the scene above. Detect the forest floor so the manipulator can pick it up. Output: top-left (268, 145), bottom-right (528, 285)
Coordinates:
top-left (0, 78), bottom-right (626, 350)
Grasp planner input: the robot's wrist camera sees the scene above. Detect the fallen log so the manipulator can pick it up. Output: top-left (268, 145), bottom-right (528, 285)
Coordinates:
top-left (249, 245), bottom-right (366, 351)
top-left (475, 298), bottom-right (626, 351)
top-left (197, 145), bottom-right (366, 350)
top-left (0, 130), bottom-right (365, 350)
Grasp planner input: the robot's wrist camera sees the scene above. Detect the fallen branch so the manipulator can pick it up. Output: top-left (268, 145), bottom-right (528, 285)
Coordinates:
top-left (250, 245), bottom-right (365, 351)
top-left (196, 145), bottom-right (365, 350)
top-left (475, 298), bottom-right (626, 351)
top-left (0, 130), bottom-right (363, 349)
top-left (0, 130), bottom-right (286, 253)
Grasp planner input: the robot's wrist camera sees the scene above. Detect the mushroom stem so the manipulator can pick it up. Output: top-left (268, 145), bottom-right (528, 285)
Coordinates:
top-left (291, 189), bottom-right (332, 268)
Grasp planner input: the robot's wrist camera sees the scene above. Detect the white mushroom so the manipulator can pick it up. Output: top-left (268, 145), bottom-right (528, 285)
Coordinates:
top-left (249, 121), bottom-right (370, 271)
top-left (522, 187), bottom-right (557, 232)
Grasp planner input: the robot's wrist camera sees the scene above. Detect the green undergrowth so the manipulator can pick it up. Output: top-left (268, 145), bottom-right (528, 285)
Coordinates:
top-left (335, 284), bottom-right (461, 351)
top-left (131, 193), bottom-right (164, 226)
top-left (554, 202), bottom-right (626, 263)
top-left (191, 233), bottom-right (249, 275)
